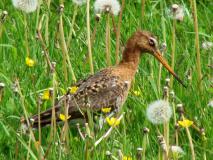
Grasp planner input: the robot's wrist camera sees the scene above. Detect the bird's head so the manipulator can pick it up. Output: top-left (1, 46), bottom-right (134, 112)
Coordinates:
top-left (126, 30), bottom-right (186, 87)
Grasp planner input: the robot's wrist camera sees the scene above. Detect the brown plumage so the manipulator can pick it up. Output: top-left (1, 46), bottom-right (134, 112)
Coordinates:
top-left (24, 30), bottom-right (185, 128)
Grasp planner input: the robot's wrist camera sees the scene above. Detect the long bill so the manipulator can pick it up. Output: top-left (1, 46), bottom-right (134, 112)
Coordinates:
top-left (154, 50), bottom-right (186, 88)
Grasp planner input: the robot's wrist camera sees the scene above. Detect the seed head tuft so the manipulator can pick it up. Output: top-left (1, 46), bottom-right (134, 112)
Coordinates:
top-left (146, 100), bottom-right (172, 124)
top-left (12, 0), bottom-right (38, 13)
top-left (94, 0), bottom-right (120, 16)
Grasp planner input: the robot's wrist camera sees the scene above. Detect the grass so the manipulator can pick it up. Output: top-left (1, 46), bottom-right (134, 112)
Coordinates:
top-left (0, 0), bottom-right (212, 159)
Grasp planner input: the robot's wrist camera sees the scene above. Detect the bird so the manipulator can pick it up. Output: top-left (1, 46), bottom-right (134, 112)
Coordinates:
top-left (23, 30), bottom-right (186, 129)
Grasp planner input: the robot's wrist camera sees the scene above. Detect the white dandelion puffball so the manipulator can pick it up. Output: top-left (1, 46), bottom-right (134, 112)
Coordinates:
top-left (94, 0), bottom-right (120, 16)
top-left (72, 0), bottom-right (86, 6)
top-left (12, 0), bottom-right (38, 13)
top-left (146, 100), bottom-right (172, 124)
top-left (171, 4), bottom-right (184, 21)
top-left (171, 146), bottom-right (185, 158)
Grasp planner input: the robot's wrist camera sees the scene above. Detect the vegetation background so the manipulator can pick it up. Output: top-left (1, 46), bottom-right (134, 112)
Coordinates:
top-left (0, 0), bottom-right (212, 159)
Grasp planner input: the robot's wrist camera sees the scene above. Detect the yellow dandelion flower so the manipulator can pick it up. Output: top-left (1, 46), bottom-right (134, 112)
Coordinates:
top-left (69, 86), bottom-right (78, 94)
top-left (178, 119), bottom-right (193, 128)
top-left (133, 90), bottom-right (141, 96)
top-left (42, 90), bottom-right (50, 100)
top-left (123, 156), bottom-right (132, 160)
top-left (101, 107), bottom-right (111, 113)
top-left (25, 57), bottom-right (35, 67)
top-left (106, 117), bottom-right (120, 127)
top-left (59, 114), bottom-right (71, 122)
top-left (34, 141), bottom-right (40, 150)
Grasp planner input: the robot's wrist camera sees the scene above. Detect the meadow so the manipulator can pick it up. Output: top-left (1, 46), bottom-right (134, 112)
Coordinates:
top-left (0, 0), bottom-right (212, 159)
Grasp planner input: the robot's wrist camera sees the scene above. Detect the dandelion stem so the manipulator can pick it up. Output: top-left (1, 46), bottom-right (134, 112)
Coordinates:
top-left (86, 0), bottom-right (94, 74)
top-left (58, 5), bottom-right (76, 82)
top-left (50, 64), bottom-right (57, 141)
top-left (38, 96), bottom-right (42, 160)
top-left (158, 1), bottom-right (166, 92)
top-left (37, 15), bottom-right (54, 71)
top-left (16, 80), bottom-right (43, 157)
top-left (67, 5), bottom-right (78, 50)
top-left (191, 0), bottom-right (202, 91)
top-left (106, 13), bottom-right (111, 66)
top-left (142, 135), bottom-right (147, 160)
top-left (141, 0), bottom-right (146, 19)
top-left (186, 127), bottom-right (195, 160)
top-left (115, 0), bottom-right (125, 65)
top-left (23, 14), bottom-right (30, 57)
top-left (45, 0), bottom-right (51, 46)
top-left (170, 18), bottom-right (176, 88)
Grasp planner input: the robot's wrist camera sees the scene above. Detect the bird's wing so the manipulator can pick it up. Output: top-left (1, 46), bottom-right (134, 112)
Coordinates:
top-left (67, 68), bottom-right (130, 113)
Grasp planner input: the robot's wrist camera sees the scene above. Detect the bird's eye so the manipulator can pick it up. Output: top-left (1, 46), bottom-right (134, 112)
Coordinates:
top-left (149, 38), bottom-right (156, 47)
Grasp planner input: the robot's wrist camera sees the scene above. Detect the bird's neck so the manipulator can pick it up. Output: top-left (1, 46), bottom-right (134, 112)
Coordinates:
top-left (116, 47), bottom-right (141, 81)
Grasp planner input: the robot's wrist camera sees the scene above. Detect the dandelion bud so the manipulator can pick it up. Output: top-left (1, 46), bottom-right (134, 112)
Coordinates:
top-left (160, 42), bottom-right (167, 52)
top-left (0, 83), bottom-right (5, 102)
top-left (157, 135), bottom-right (167, 152)
top-left (143, 127), bottom-right (150, 134)
top-left (163, 86), bottom-right (169, 100)
top-left (59, 4), bottom-right (64, 13)
top-left (95, 13), bottom-right (101, 22)
top-left (175, 123), bottom-right (179, 130)
top-left (165, 78), bottom-right (170, 87)
top-left (1, 11), bottom-right (8, 23)
top-left (177, 103), bottom-right (184, 115)
top-left (105, 150), bottom-right (112, 158)
top-left (136, 148), bottom-right (143, 160)
top-left (0, 83), bottom-right (5, 89)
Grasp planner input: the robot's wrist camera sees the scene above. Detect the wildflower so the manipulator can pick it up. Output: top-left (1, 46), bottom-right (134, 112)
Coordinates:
top-left (12, 0), bottom-right (38, 13)
top-left (133, 90), bottom-right (141, 96)
top-left (59, 114), bottom-right (71, 121)
top-left (123, 156), bottom-right (132, 160)
top-left (42, 90), bottom-right (50, 100)
top-left (69, 86), bottom-right (78, 94)
top-left (170, 145), bottom-right (185, 159)
top-left (202, 41), bottom-right (213, 50)
top-left (106, 117), bottom-right (120, 127)
top-left (208, 100), bottom-right (213, 108)
top-left (72, 0), bottom-right (86, 6)
top-left (94, 0), bottom-right (121, 16)
top-left (178, 119), bottom-right (193, 128)
top-left (34, 141), bottom-right (40, 150)
top-left (25, 57), bottom-right (35, 67)
top-left (146, 100), bottom-right (172, 124)
top-left (171, 4), bottom-right (184, 21)
top-left (101, 107), bottom-right (111, 113)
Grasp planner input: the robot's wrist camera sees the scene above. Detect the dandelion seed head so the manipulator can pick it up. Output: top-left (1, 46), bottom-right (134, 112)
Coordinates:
top-left (146, 100), bottom-right (172, 124)
top-left (171, 145), bottom-right (185, 158)
top-left (170, 4), bottom-right (184, 21)
top-left (94, 0), bottom-right (120, 16)
top-left (12, 0), bottom-right (38, 13)
top-left (72, 0), bottom-right (86, 6)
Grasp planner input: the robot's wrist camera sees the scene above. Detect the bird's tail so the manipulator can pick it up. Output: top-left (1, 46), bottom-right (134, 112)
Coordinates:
top-left (21, 105), bottom-right (84, 130)
top-left (21, 105), bottom-right (62, 129)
